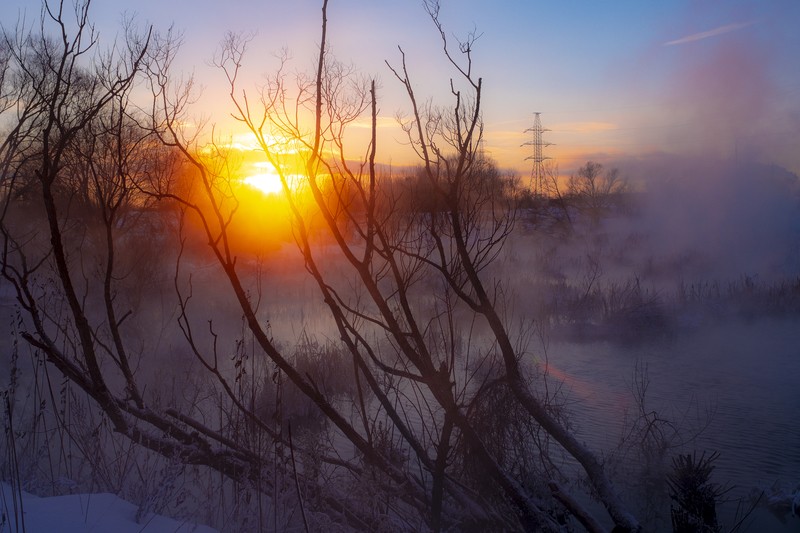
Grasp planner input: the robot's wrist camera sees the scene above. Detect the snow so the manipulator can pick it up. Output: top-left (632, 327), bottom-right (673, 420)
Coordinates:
top-left (1, 483), bottom-right (218, 533)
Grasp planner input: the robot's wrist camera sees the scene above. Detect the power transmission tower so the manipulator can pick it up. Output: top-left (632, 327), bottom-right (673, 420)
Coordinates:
top-left (523, 112), bottom-right (552, 197)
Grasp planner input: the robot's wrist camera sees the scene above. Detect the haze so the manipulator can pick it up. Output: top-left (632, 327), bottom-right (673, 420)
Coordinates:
top-left (1, 1), bottom-right (799, 532)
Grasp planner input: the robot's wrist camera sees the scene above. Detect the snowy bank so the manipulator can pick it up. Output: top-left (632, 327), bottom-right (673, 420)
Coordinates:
top-left (1, 483), bottom-right (218, 533)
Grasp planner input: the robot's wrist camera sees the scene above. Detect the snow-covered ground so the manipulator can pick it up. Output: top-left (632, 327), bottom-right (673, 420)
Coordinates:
top-left (1, 483), bottom-right (218, 533)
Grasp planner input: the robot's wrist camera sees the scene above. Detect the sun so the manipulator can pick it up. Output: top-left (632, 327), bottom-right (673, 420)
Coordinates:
top-left (243, 169), bottom-right (285, 195)
top-left (241, 159), bottom-right (308, 197)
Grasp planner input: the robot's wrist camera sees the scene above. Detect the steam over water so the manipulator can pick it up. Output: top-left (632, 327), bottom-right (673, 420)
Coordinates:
top-left (2, 154), bottom-right (798, 531)
top-left (243, 156), bottom-right (800, 530)
top-left (499, 156), bottom-right (800, 530)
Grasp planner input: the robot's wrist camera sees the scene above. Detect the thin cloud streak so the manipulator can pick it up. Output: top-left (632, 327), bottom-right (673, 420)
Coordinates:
top-left (551, 121), bottom-right (618, 133)
top-left (664, 21), bottom-right (754, 46)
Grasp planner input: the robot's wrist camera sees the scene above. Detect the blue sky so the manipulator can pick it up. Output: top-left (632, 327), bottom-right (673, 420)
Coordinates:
top-left (2, 0), bottom-right (799, 174)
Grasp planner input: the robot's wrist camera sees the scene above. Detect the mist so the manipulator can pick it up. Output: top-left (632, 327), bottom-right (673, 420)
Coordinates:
top-left (616, 154), bottom-right (800, 282)
top-left (619, 8), bottom-right (800, 175)
top-left (2, 1), bottom-right (799, 531)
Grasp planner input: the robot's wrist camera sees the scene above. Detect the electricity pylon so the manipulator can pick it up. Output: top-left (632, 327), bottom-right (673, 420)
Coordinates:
top-left (523, 112), bottom-right (552, 197)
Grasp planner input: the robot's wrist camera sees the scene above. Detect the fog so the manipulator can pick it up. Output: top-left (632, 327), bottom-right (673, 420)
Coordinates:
top-left (496, 155), bottom-right (800, 530)
top-left (617, 155), bottom-right (800, 282)
top-left (2, 1), bottom-right (799, 529)
top-left (2, 148), bottom-right (799, 531)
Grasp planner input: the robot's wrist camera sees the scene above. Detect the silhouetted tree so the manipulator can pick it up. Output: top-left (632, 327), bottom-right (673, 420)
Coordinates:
top-left (1, 1), bottom-right (642, 531)
top-left (0, 0), bottom-right (255, 492)
top-left (568, 160), bottom-right (628, 221)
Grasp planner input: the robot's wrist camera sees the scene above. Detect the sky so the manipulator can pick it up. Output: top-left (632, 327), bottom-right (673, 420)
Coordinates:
top-left (2, 0), bottom-right (799, 176)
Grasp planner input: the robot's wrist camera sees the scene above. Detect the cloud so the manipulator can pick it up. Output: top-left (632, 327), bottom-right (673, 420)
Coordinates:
top-left (664, 21), bottom-right (754, 46)
top-left (551, 121), bottom-right (618, 133)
